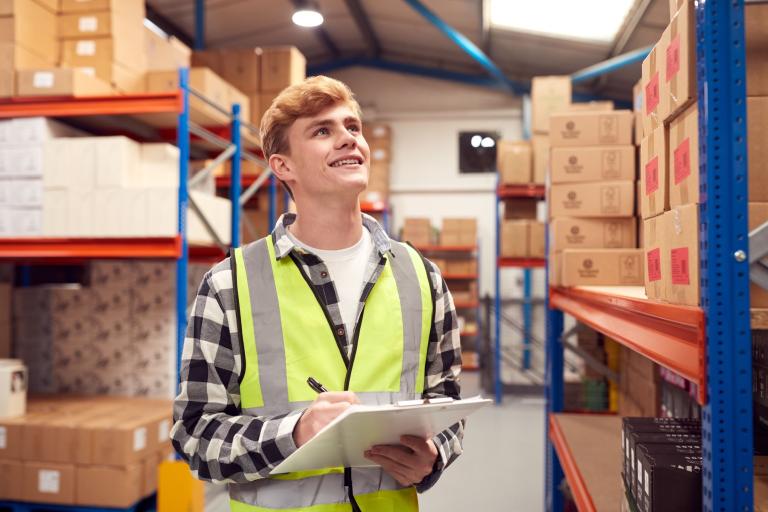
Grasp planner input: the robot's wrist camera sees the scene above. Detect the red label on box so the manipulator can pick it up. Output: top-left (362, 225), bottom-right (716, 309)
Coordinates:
top-left (645, 156), bottom-right (659, 195)
top-left (674, 138), bottom-right (691, 185)
top-left (647, 248), bottom-right (661, 282)
top-left (645, 72), bottom-right (660, 113)
top-left (671, 247), bottom-right (690, 285)
top-left (666, 35), bottom-right (681, 81)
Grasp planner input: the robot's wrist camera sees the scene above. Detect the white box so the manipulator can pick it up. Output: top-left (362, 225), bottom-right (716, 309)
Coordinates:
top-left (140, 143), bottom-right (179, 188)
top-left (122, 188), bottom-right (148, 236)
top-left (95, 136), bottom-right (141, 188)
top-left (0, 145), bottom-right (44, 178)
top-left (0, 360), bottom-right (26, 419)
top-left (0, 179), bottom-right (43, 207)
top-left (42, 188), bottom-right (69, 236)
top-left (0, 207), bottom-right (43, 237)
top-left (188, 191), bottom-right (231, 245)
top-left (145, 188), bottom-right (177, 236)
top-left (66, 189), bottom-right (94, 237)
top-left (0, 118), bottom-right (84, 145)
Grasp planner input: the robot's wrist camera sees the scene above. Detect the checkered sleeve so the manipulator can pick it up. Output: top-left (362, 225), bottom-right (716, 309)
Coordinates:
top-left (170, 262), bottom-right (302, 484)
top-left (417, 259), bottom-right (465, 493)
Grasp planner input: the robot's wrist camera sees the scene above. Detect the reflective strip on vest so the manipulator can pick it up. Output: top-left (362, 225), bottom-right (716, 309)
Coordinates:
top-left (229, 237), bottom-right (432, 510)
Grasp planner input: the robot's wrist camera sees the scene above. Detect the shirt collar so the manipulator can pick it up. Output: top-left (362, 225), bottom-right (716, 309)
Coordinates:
top-left (270, 212), bottom-right (392, 260)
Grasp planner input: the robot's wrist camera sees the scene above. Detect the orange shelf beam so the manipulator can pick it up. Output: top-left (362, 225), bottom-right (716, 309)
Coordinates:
top-left (414, 245), bottom-right (477, 252)
top-left (460, 329), bottom-right (479, 337)
top-left (549, 286), bottom-right (706, 404)
top-left (442, 273), bottom-right (478, 280)
top-left (0, 92), bottom-right (183, 118)
top-left (549, 414), bottom-right (596, 512)
top-left (215, 173), bottom-right (264, 188)
top-left (0, 237), bottom-right (182, 260)
top-left (499, 257), bottom-right (546, 268)
top-left (454, 300), bottom-right (479, 309)
top-left (498, 184), bottom-right (545, 199)
top-left (360, 200), bottom-right (388, 213)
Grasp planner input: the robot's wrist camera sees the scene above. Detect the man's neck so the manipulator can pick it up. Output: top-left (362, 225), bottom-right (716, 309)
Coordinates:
top-left (289, 197), bottom-right (363, 250)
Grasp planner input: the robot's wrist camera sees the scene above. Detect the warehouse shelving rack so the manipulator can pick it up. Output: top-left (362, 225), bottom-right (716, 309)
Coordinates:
top-left (544, 2), bottom-right (754, 510)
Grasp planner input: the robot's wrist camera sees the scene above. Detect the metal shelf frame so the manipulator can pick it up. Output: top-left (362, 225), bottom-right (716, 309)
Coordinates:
top-left (544, 2), bottom-right (755, 510)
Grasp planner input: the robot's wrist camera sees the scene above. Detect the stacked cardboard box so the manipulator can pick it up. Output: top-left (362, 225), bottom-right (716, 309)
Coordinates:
top-left (440, 218), bottom-right (477, 246)
top-left (401, 218), bottom-right (434, 247)
top-left (497, 140), bottom-right (532, 185)
top-left (618, 345), bottom-right (661, 417)
top-left (362, 122), bottom-right (391, 205)
top-left (547, 108), bottom-right (639, 286)
top-left (0, 0), bottom-right (59, 97)
top-left (0, 395), bottom-right (172, 506)
top-left (500, 220), bottom-right (545, 259)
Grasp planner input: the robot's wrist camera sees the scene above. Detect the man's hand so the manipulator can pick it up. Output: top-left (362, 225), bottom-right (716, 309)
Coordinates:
top-left (293, 392), bottom-right (359, 447)
top-left (364, 435), bottom-right (439, 486)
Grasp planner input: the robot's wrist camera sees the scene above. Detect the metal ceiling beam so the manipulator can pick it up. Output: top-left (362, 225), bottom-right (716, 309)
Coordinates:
top-left (145, 4), bottom-right (194, 48)
top-left (570, 45), bottom-right (652, 84)
top-left (480, 0), bottom-right (491, 55)
top-left (344, 0), bottom-right (381, 57)
top-left (594, 0), bottom-right (654, 90)
top-left (403, 0), bottom-right (517, 93)
top-left (290, 0), bottom-right (341, 58)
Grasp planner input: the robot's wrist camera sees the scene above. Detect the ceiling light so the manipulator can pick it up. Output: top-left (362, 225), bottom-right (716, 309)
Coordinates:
top-left (471, 135), bottom-right (482, 148)
top-left (489, 0), bottom-right (634, 43)
top-left (481, 137), bottom-right (495, 148)
top-left (292, 1), bottom-right (324, 27)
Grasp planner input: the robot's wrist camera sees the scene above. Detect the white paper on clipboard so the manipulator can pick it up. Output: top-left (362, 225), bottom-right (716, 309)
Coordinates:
top-left (270, 396), bottom-right (491, 474)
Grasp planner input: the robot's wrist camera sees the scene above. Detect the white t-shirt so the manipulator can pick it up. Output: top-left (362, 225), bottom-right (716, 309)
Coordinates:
top-left (287, 228), bottom-right (373, 342)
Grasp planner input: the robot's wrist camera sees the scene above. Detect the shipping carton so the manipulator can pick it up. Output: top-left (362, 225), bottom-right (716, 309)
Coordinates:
top-left (146, 68), bottom-right (231, 125)
top-left (0, 69), bottom-right (11, 98)
top-left (363, 123), bottom-right (391, 149)
top-left (643, 215), bottom-right (668, 300)
top-left (567, 101), bottom-right (614, 112)
top-left (0, 1), bottom-right (57, 65)
top-left (746, 3), bottom-right (768, 96)
top-left (441, 218), bottom-right (477, 246)
top-left (639, 125), bottom-right (668, 219)
top-left (192, 48), bottom-right (260, 93)
top-left (664, 204), bottom-right (699, 306)
top-left (549, 217), bottom-right (637, 252)
top-left (60, 38), bottom-right (146, 83)
top-left (504, 198), bottom-right (538, 219)
top-left (529, 221), bottom-right (546, 258)
top-left (633, 80), bottom-right (644, 144)
top-left (501, 220), bottom-right (528, 258)
top-left (260, 46), bottom-right (306, 93)
top-left (549, 251), bottom-right (562, 286)
top-left (561, 249), bottom-right (644, 287)
top-left (144, 27), bottom-right (190, 71)
top-left (531, 135), bottom-right (549, 184)
top-left (497, 140), bottom-right (532, 184)
top-left (749, 97), bottom-right (768, 201)
top-left (531, 76), bottom-right (571, 134)
top-left (660, 0), bottom-right (696, 122)
top-left (549, 181), bottom-right (635, 218)
top-left (549, 145), bottom-right (635, 184)
top-left (401, 218), bottom-right (432, 247)
top-left (0, 460), bottom-right (24, 500)
top-left (641, 43), bottom-right (664, 137)
top-left (16, 68), bottom-right (111, 97)
top-left (23, 462), bottom-right (76, 504)
top-left (668, 102), bottom-right (699, 208)
top-left (58, 1), bottom-right (145, 39)
top-left (76, 463), bottom-right (143, 507)
top-left (548, 110), bottom-right (634, 147)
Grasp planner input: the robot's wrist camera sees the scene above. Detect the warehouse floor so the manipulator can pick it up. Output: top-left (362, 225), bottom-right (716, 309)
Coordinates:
top-left (204, 372), bottom-right (547, 511)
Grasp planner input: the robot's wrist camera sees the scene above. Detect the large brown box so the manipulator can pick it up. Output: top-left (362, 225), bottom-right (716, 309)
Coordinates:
top-left (23, 462), bottom-right (76, 504)
top-left (0, 68), bottom-right (11, 97)
top-left (16, 68), bottom-right (111, 97)
top-left (561, 249), bottom-right (644, 287)
top-left (746, 3), bottom-right (768, 96)
top-left (260, 46), bottom-right (306, 93)
top-left (643, 215), bottom-right (668, 301)
top-left (450, 281), bottom-right (478, 303)
top-left (0, 460), bottom-right (24, 500)
top-left (58, 1), bottom-right (145, 39)
top-left (567, 101), bottom-right (613, 112)
top-left (402, 218), bottom-right (432, 247)
top-left (529, 222), bottom-right (546, 258)
top-left (0, 0), bottom-right (56, 14)
top-left (749, 97), bottom-right (768, 202)
top-left (0, 2), bottom-right (57, 65)
top-left (640, 124), bottom-right (668, 219)
top-left (549, 145), bottom-right (635, 184)
top-left (660, 0), bottom-right (696, 122)
top-left (641, 42), bottom-right (664, 137)
top-left (441, 218), bottom-right (477, 246)
top-left (633, 80), bottom-right (644, 144)
top-left (363, 123), bottom-right (391, 149)
top-left (664, 204), bottom-right (700, 306)
top-left (549, 181), bottom-right (635, 218)
top-left (60, 37), bottom-right (146, 80)
top-left (668, 102), bottom-right (699, 208)
top-left (192, 48), bottom-right (261, 94)
top-left (497, 140), bottom-right (532, 184)
top-left (532, 135), bottom-right (549, 184)
top-left (501, 220), bottom-right (528, 258)
top-left (443, 259), bottom-right (478, 276)
top-left (531, 76), bottom-right (571, 134)
top-left (549, 251), bottom-right (562, 286)
top-left (76, 463), bottom-right (144, 507)
top-left (144, 27), bottom-right (191, 71)
top-left (548, 110), bottom-right (634, 147)
top-left (0, 41), bottom-right (53, 72)
top-left (549, 217), bottom-right (637, 252)
top-left (146, 68), bottom-right (231, 125)
top-left (59, 0), bottom-right (125, 11)
top-left (504, 198), bottom-right (538, 219)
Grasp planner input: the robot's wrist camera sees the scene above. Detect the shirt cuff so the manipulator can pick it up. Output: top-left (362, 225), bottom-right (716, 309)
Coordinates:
top-left (268, 409), bottom-right (304, 463)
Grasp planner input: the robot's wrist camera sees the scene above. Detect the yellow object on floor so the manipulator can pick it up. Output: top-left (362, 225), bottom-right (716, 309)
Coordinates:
top-left (158, 460), bottom-right (205, 512)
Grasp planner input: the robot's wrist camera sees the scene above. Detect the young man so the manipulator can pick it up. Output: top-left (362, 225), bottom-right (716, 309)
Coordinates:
top-left (171, 76), bottom-right (463, 511)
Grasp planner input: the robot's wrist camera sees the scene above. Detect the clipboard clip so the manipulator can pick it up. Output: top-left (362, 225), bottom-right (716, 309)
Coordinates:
top-left (395, 397), bottom-right (454, 407)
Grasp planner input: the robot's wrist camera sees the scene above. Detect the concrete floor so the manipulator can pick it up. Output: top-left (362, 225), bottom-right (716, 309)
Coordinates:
top-left (205, 372), bottom-right (547, 512)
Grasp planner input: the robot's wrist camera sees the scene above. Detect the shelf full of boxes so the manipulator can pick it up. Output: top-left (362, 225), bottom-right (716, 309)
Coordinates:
top-left (401, 217), bottom-right (480, 370)
top-left (544, 1), bottom-right (768, 511)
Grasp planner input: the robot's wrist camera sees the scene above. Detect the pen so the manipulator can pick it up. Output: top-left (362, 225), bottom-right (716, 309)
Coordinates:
top-left (307, 376), bottom-right (328, 394)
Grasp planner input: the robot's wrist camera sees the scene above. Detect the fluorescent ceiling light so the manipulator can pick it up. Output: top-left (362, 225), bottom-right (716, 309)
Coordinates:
top-left (490, 0), bottom-right (634, 43)
top-left (292, 1), bottom-right (324, 28)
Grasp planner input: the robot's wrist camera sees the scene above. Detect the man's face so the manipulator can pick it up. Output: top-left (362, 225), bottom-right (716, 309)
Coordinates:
top-left (281, 103), bottom-right (370, 200)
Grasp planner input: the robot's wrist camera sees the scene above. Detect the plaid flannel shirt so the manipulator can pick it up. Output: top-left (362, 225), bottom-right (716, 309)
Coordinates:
top-left (171, 213), bottom-right (464, 492)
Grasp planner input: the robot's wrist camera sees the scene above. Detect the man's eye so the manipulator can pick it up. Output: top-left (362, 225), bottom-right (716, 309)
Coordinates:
top-left (348, 125), bottom-right (361, 133)
top-left (314, 127), bottom-right (329, 136)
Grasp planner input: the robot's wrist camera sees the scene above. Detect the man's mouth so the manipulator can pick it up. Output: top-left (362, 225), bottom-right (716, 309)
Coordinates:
top-left (329, 157), bottom-right (363, 167)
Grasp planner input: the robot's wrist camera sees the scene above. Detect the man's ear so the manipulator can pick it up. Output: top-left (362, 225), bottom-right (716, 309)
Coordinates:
top-left (269, 153), bottom-right (293, 183)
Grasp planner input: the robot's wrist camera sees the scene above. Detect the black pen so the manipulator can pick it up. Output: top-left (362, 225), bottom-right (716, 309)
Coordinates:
top-left (307, 376), bottom-right (328, 394)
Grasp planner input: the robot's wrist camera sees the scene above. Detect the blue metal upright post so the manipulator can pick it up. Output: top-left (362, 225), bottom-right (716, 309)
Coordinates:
top-left (545, 297), bottom-right (564, 512)
top-left (175, 68), bottom-right (191, 386)
top-left (268, 174), bottom-right (277, 228)
top-left (696, 1), bottom-right (753, 510)
top-left (522, 268), bottom-right (532, 370)
top-left (194, 0), bottom-right (205, 50)
top-left (494, 174), bottom-right (502, 404)
top-left (230, 104), bottom-right (242, 248)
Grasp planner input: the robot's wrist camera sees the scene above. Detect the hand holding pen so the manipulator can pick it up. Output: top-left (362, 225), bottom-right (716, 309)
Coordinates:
top-left (293, 377), bottom-right (359, 447)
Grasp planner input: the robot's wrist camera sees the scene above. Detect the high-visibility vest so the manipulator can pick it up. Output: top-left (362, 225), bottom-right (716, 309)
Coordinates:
top-left (228, 235), bottom-right (434, 511)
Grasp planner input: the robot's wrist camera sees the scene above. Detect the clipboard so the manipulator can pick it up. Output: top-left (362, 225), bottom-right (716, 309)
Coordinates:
top-left (270, 396), bottom-right (491, 474)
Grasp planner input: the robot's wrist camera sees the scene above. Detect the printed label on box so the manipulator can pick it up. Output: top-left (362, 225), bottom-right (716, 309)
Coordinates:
top-left (134, 427), bottom-right (147, 452)
top-left (79, 67), bottom-right (96, 77)
top-left (159, 420), bottom-right (170, 443)
top-left (645, 156), bottom-right (659, 195)
top-left (39, 470), bottom-right (60, 494)
top-left (666, 35), bottom-right (681, 82)
top-left (674, 138), bottom-right (691, 185)
top-left (601, 186), bottom-right (621, 214)
top-left (645, 72), bottom-right (660, 113)
top-left (33, 72), bottom-right (54, 89)
top-left (0, 426), bottom-right (5, 449)
top-left (671, 247), bottom-right (690, 285)
top-left (79, 16), bottom-right (98, 32)
top-left (76, 40), bottom-right (96, 56)
top-left (601, 150), bottom-right (620, 179)
top-left (598, 116), bottom-right (619, 144)
top-left (647, 248), bottom-right (662, 281)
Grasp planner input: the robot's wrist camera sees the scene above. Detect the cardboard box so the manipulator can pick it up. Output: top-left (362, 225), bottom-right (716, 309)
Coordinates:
top-left (260, 46), bottom-right (306, 93)
top-left (401, 218), bottom-right (432, 247)
top-left (668, 102), bottom-right (699, 208)
top-left (746, 3), bottom-right (768, 96)
top-left (444, 259), bottom-right (478, 276)
top-left (0, 69), bottom-right (11, 98)
top-left (531, 76), bottom-right (571, 134)
top-left (76, 463), bottom-right (143, 507)
top-left (0, 1), bottom-right (57, 65)
top-left (669, 0), bottom-right (685, 18)
top-left (749, 97), bottom-right (768, 202)
top-left (58, 1), bottom-right (145, 39)
top-left (60, 38), bottom-right (146, 82)
top-left (549, 217), bottom-right (637, 252)
top-left (549, 251), bottom-right (561, 286)
top-left (193, 48), bottom-right (261, 94)
top-left (450, 281), bottom-right (477, 303)
top-left (501, 220), bottom-right (528, 258)
top-left (639, 125), bottom-right (668, 219)
top-left (664, 204), bottom-right (699, 306)
top-left (497, 140), bottom-right (531, 184)
top-left (146, 68), bottom-right (230, 125)
top-left (561, 249), bottom-right (644, 287)
top-left (750, 203), bottom-right (768, 308)
top-left (0, 460), bottom-right (24, 500)
top-left (529, 221), bottom-right (545, 258)
top-left (643, 215), bottom-right (668, 300)
top-left (504, 198), bottom-right (538, 219)
top-left (641, 43), bottom-right (664, 138)
top-left (549, 110), bottom-right (634, 147)
top-left (531, 135), bottom-right (549, 184)
top-left (441, 218), bottom-right (477, 246)
top-left (16, 68), bottom-right (111, 97)
top-left (567, 101), bottom-right (614, 112)
top-left (660, 0), bottom-right (696, 122)
top-left (144, 27), bottom-right (191, 71)
top-left (549, 145), bottom-right (635, 184)
top-left (0, 42), bottom-right (54, 79)
top-left (633, 80), bottom-right (644, 144)
top-left (363, 123), bottom-right (391, 149)
top-left (59, 0), bottom-right (135, 11)
top-left (0, 0), bottom-right (55, 15)
top-left (549, 181), bottom-right (635, 218)
top-left (23, 462), bottom-right (76, 504)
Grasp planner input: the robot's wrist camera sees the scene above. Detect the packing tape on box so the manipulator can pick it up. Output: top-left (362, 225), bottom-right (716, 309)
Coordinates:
top-left (673, 208), bottom-right (683, 235)
top-left (647, 132), bottom-right (656, 213)
top-left (645, 46), bottom-right (661, 127)
top-left (676, 118), bottom-right (690, 205)
top-left (667, 9), bottom-right (682, 107)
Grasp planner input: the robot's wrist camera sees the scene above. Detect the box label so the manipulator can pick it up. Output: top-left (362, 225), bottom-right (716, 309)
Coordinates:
top-left (33, 72), bottom-right (54, 89)
top-left (578, 258), bottom-right (599, 279)
top-left (645, 72), bottom-right (660, 114)
top-left (598, 116), bottom-right (619, 144)
top-left (0, 426), bottom-right (5, 449)
top-left (647, 248), bottom-right (662, 281)
top-left (620, 255), bottom-right (642, 283)
top-left (645, 156), bottom-right (659, 195)
top-left (666, 35), bottom-right (681, 82)
top-left (39, 470), bottom-right (60, 494)
top-left (604, 222), bottom-right (625, 247)
top-left (601, 150), bottom-right (620, 179)
top-left (671, 247), bottom-right (691, 285)
top-left (76, 40), bottom-right (96, 56)
top-left (600, 186), bottom-right (621, 214)
top-left (79, 67), bottom-right (96, 77)
top-left (159, 420), bottom-right (170, 443)
top-left (134, 427), bottom-right (147, 452)
top-left (79, 16), bottom-right (98, 32)
top-left (674, 138), bottom-right (691, 185)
